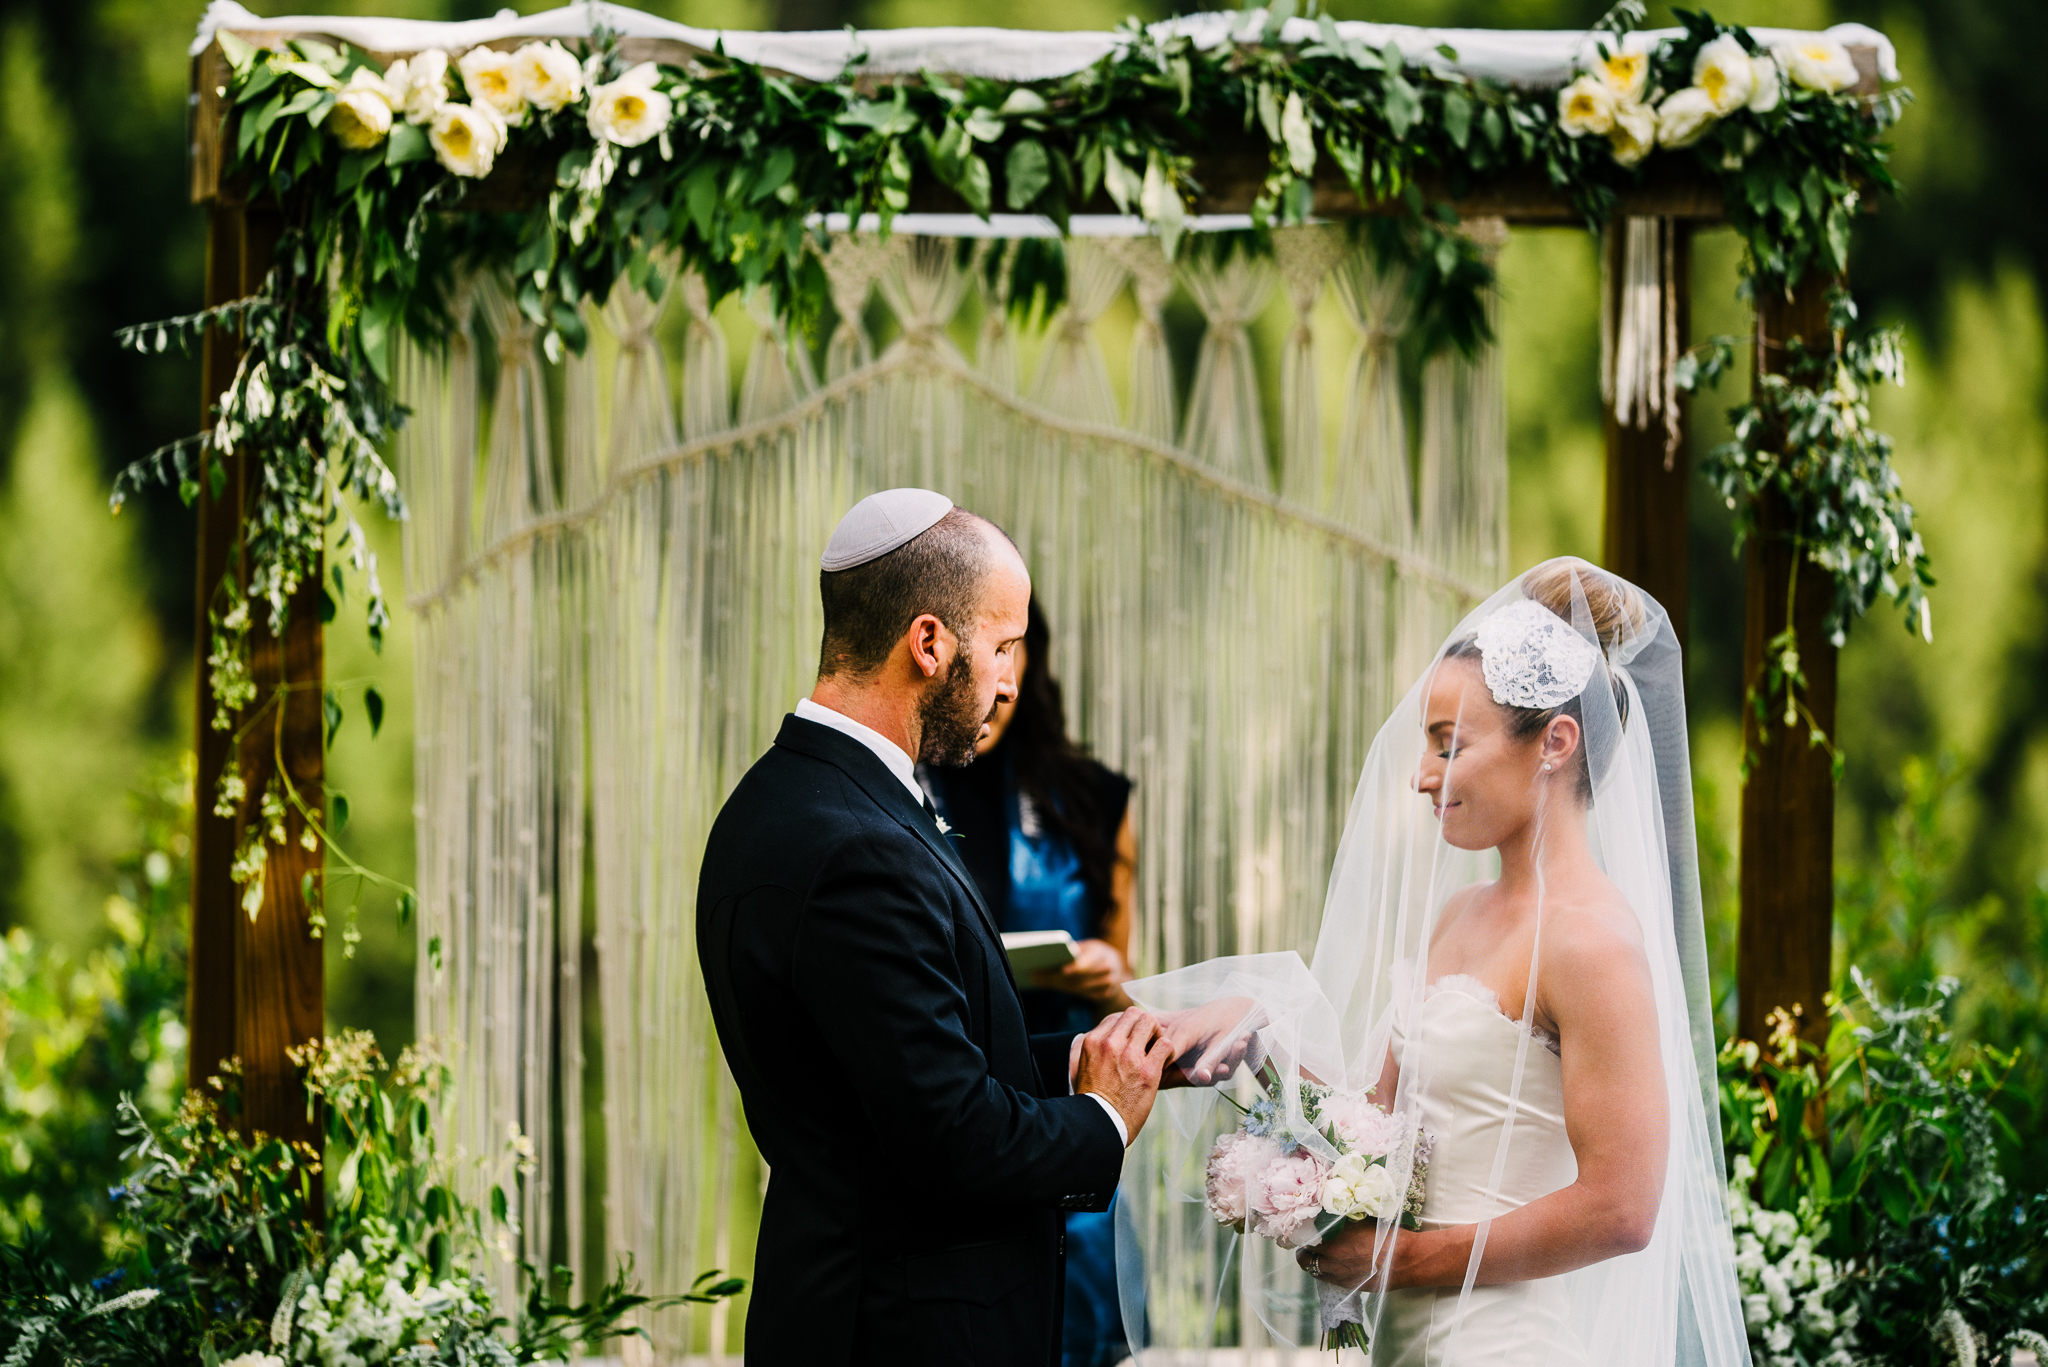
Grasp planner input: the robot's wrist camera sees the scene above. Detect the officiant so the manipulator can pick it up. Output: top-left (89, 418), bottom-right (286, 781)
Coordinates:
top-left (919, 597), bottom-right (1137, 1367)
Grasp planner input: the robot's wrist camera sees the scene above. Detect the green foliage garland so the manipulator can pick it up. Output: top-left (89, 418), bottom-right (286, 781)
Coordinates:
top-left (114, 3), bottom-right (1916, 899)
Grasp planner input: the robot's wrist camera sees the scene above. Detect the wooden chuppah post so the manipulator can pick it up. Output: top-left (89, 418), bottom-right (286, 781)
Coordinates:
top-left (1600, 217), bottom-right (1693, 653)
top-left (189, 68), bottom-right (326, 1148)
top-left (1736, 271), bottom-right (1839, 1052)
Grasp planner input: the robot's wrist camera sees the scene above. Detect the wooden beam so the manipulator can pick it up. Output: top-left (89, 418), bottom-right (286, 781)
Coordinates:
top-left (1736, 271), bottom-right (1837, 1052)
top-left (188, 201), bottom-right (247, 1090)
top-left (186, 198), bottom-right (327, 1153)
top-left (1600, 217), bottom-right (1692, 654)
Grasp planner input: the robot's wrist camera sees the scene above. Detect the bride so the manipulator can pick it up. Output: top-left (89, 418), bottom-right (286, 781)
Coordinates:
top-left (1116, 559), bottom-right (1752, 1367)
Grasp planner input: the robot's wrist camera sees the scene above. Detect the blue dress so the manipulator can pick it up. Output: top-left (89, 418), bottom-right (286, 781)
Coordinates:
top-left (925, 745), bottom-right (1132, 1367)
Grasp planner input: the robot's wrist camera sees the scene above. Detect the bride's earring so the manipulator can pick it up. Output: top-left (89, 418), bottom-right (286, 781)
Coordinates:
top-left (1542, 762), bottom-right (1553, 772)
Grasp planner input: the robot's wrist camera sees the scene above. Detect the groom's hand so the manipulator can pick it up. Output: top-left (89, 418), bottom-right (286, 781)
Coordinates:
top-left (1074, 1008), bottom-right (1170, 1144)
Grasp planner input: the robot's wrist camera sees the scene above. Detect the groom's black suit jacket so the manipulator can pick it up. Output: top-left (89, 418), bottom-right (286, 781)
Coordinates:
top-left (697, 714), bottom-right (1126, 1367)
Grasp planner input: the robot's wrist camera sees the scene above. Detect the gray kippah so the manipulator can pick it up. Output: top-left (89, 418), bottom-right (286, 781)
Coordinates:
top-left (820, 488), bottom-right (954, 572)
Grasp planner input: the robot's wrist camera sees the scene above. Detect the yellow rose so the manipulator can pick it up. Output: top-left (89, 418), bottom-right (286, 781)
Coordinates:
top-left (458, 46), bottom-right (528, 126)
top-left (1655, 86), bottom-right (1719, 149)
top-left (1693, 35), bottom-right (1756, 115)
top-left (429, 101), bottom-right (506, 178)
top-left (1776, 36), bottom-right (1858, 94)
top-left (586, 63), bottom-right (672, 148)
top-left (327, 69), bottom-right (393, 149)
top-left (513, 41), bottom-right (584, 113)
top-left (1609, 100), bottom-right (1657, 167)
top-left (1595, 50), bottom-right (1648, 102)
top-left (1558, 76), bottom-right (1617, 138)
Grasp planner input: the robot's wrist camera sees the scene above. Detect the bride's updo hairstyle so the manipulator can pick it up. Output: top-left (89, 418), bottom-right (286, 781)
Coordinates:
top-left (1443, 562), bottom-right (1646, 802)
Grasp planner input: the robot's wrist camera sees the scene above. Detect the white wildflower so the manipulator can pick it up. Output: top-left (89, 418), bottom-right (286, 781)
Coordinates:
top-left (383, 49), bottom-right (450, 124)
top-left (1655, 87), bottom-right (1719, 149)
top-left (586, 63), bottom-right (671, 148)
top-left (429, 102), bottom-right (507, 179)
top-left (1558, 75), bottom-right (1617, 137)
top-left (1693, 35), bottom-right (1757, 114)
top-left (1609, 99), bottom-right (1657, 167)
top-left (326, 69), bottom-right (394, 149)
top-left (458, 46), bottom-right (528, 125)
top-left (1776, 35), bottom-right (1859, 94)
top-left (512, 41), bottom-right (583, 112)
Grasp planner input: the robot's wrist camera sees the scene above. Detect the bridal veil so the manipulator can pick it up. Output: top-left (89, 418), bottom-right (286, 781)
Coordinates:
top-left (1117, 557), bottom-right (1750, 1367)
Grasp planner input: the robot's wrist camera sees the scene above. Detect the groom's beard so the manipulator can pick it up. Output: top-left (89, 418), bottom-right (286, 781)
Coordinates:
top-left (918, 648), bottom-right (992, 768)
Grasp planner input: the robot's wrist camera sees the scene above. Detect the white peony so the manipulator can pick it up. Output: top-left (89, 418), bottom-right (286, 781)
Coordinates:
top-left (1320, 1152), bottom-right (1398, 1221)
top-left (1693, 35), bottom-right (1757, 115)
top-left (1747, 54), bottom-right (1782, 113)
top-left (327, 69), bottom-right (394, 149)
top-left (512, 40), bottom-right (583, 112)
top-left (1558, 76), bottom-right (1617, 137)
top-left (1776, 36), bottom-right (1859, 93)
top-left (1594, 49), bottom-right (1648, 102)
top-left (586, 63), bottom-right (672, 148)
top-left (429, 101), bottom-right (506, 178)
top-left (1655, 87), bottom-right (1719, 149)
top-left (384, 49), bottom-right (450, 124)
top-left (458, 46), bottom-right (528, 125)
top-left (1609, 99), bottom-right (1657, 167)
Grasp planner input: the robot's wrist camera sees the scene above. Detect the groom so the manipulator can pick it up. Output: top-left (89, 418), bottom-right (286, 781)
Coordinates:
top-left (697, 488), bottom-right (1172, 1367)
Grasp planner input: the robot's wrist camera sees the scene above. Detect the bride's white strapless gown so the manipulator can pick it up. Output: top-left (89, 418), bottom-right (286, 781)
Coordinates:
top-left (1373, 976), bottom-right (1587, 1367)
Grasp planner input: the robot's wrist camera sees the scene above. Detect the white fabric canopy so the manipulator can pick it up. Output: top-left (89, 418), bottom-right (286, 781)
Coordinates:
top-left (195, 0), bottom-right (1898, 89)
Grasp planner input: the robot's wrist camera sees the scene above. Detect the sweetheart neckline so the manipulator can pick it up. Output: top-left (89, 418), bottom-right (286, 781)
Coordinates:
top-left (1421, 975), bottom-right (1562, 1054)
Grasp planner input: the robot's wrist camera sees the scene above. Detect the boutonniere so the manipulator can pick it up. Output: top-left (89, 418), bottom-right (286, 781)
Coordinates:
top-left (934, 814), bottom-right (952, 836)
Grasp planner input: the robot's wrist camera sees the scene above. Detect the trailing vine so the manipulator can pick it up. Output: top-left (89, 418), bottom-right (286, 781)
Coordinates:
top-left (1678, 290), bottom-right (1929, 776)
top-left (117, 1), bottom-right (1916, 900)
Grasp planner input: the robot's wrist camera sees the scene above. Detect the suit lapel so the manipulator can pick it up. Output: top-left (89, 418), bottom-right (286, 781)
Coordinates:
top-left (775, 716), bottom-right (1012, 958)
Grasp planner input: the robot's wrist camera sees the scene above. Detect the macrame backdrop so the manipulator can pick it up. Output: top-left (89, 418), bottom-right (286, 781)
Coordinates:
top-left (397, 224), bottom-right (1505, 1361)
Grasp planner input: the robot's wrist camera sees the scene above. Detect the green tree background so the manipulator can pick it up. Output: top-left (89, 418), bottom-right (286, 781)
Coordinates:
top-left (0, 0), bottom-right (2038, 1085)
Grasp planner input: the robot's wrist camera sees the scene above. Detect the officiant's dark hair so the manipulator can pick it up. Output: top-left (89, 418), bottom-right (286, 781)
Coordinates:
top-left (817, 508), bottom-right (1007, 677)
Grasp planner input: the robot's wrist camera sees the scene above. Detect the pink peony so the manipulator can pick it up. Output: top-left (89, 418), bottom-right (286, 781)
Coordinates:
top-left (1322, 1094), bottom-right (1402, 1157)
top-left (1248, 1149), bottom-right (1329, 1248)
top-left (1206, 1131), bottom-right (1281, 1230)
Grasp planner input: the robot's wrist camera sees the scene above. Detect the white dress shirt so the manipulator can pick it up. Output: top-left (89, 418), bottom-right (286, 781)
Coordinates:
top-left (790, 695), bottom-right (1130, 1148)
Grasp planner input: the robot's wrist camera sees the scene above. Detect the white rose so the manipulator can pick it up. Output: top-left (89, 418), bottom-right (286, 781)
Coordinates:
top-left (429, 102), bottom-right (506, 178)
top-left (1594, 49), bottom-right (1648, 102)
top-left (327, 69), bottom-right (394, 149)
top-left (1693, 35), bottom-right (1756, 115)
top-left (587, 64), bottom-right (672, 148)
top-left (458, 46), bottom-right (528, 125)
top-left (1608, 99), bottom-right (1656, 167)
top-left (1747, 54), bottom-right (1782, 113)
top-left (513, 41), bottom-right (584, 112)
top-left (386, 49), bottom-right (450, 124)
top-left (1655, 87), bottom-right (1719, 149)
top-left (1776, 36), bottom-right (1859, 93)
top-left (1557, 76), bottom-right (1617, 137)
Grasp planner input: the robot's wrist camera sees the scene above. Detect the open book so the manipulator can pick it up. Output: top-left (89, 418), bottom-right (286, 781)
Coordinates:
top-left (999, 929), bottom-right (1076, 987)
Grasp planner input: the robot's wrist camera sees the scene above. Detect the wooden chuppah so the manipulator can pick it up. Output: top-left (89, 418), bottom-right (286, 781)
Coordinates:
top-left (182, 14), bottom-right (1878, 1159)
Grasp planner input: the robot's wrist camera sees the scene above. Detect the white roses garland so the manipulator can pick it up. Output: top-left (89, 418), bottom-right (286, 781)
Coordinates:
top-left (318, 39), bottom-right (674, 180)
top-left (1558, 30), bottom-right (1861, 169)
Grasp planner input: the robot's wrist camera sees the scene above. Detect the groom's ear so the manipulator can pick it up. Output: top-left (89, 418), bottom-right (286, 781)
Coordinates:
top-left (904, 612), bottom-right (950, 680)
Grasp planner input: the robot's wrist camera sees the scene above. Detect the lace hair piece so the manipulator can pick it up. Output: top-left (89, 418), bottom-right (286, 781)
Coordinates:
top-left (1474, 598), bottom-right (1600, 710)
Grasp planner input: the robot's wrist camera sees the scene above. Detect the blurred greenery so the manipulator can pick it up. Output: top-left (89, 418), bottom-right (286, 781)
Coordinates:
top-left (0, 0), bottom-right (2040, 1302)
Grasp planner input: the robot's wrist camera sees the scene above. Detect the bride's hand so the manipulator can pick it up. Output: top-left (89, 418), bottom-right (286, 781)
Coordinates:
top-left (1155, 996), bottom-right (1260, 1087)
top-left (1297, 1220), bottom-right (1416, 1291)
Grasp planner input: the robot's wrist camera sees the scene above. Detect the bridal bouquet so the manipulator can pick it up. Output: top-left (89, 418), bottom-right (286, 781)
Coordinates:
top-left (1204, 1073), bottom-right (1430, 1352)
top-left (1204, 1073), bottom-right (1429, 1248)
